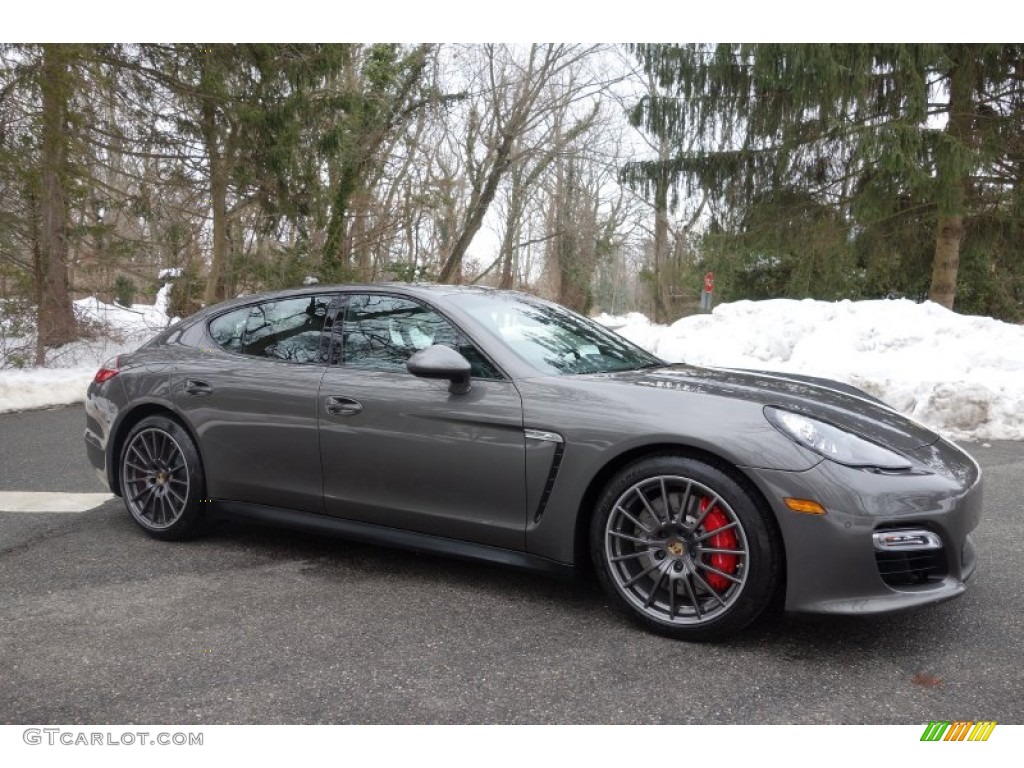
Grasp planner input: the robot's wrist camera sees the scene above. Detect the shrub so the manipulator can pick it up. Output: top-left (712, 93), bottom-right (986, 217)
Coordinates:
top-left (113, 275), bottom-right (135, 307)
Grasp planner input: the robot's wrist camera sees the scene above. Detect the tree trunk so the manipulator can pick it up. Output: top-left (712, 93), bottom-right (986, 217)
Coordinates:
top-left (30, 187), bottom-right (45, 367)
top-left (200, 89), bottom-right (230, 306)
top-left (931, 214), bottom-right (964, 309)
top-left (37, 44), bottom-right (79, 351)
top-left (323, 158), bottom-right (362, 282)
top-left (438, 131), bottom-right (516, 284)
top-left (653, 179), bottom-right (670, 323)
top-left (651, 135), bottom-right (671, 324)
top-left (352, 190), bottom-right (371, 281)
top-left (553, 161), bottom-right (592, 313)
top-left (498, 168), bottom-right (524, 289)
top-left (928, 46), bottom-right (974, 310)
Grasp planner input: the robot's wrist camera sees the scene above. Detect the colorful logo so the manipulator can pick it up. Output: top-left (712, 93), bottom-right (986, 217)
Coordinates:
top-left (920, 721), bottom-right (997, 741)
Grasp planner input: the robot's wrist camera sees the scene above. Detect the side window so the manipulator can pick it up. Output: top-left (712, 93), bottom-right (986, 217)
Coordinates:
top-left (209, 295), bottom-right (332, 364)
top-left (209, 307), bottom-right (248, 353)
top-left (340, 294), bottom-right (500, 378)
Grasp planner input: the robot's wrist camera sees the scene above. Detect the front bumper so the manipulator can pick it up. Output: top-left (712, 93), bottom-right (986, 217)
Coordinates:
top-left (745, 437), bottom-right (982, 615)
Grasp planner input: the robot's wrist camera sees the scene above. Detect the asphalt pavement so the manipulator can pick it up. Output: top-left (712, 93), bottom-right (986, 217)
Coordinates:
top-left (1, 405), bottom-right (1021, 724)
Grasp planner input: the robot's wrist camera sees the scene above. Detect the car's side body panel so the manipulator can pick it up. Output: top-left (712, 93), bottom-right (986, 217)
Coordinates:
top-left (513, 375), bottom-right (823, 564)
top-left (170, 350), bottom-right (327, 514)
top-left (318, 367), bottom-right (527, 549)
top-left (215, 499), bottom-right (574, 579)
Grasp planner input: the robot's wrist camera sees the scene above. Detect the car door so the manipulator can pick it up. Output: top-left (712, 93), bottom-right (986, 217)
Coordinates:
top-left (172, 292), bottom-right (336, 514)
top-left (318, 292), bottom-right (527, 550)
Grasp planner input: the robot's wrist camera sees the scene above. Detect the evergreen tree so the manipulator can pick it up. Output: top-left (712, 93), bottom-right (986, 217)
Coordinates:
top-left (128, 44), bottom-right (355, 302)
top-left (0, 44), bottom-right (100, 358)
top-left (626, 44), bottom-right (1024, 317)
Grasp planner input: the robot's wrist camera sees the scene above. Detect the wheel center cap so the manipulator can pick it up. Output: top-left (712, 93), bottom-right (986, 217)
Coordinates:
top-left (155, 471), bottom-right (166, 485)
top-left (667, 540), bottom-right (685, 557)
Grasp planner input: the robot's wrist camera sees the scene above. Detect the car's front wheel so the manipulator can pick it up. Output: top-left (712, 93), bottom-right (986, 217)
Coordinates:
top-left (119, 415), bottom-right (206, 541)
top-left (591, 455), bottom-right (780, 641)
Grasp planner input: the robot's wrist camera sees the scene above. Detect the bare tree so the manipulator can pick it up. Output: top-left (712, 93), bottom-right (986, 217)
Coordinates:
top-left (437, 44), bottom-right (603, 283)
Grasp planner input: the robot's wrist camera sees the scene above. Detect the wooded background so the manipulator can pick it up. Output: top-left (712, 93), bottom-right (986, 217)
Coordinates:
top-left (1, 43), bottom-right (1021, 366)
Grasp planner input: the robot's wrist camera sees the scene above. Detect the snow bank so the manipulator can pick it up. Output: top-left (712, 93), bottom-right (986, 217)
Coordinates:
top-left (0, 367), bottom-right (97, 414)
top-left (597, 299), bottom-right (1024, 442)
top-left (0, 284), bottom-right (173, 414)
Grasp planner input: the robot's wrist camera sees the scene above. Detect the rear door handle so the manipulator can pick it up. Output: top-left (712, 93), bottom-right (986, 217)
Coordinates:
top-left (184, 379), bottom-right (214, 396)
top-left (325, 396), bottom-right (363, 416)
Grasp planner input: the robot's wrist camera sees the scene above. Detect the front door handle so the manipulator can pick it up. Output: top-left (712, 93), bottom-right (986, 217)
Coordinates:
top-left (184, 379), bottom-right (214, 396)
top-left (325, 396), bottom-right (363, 416)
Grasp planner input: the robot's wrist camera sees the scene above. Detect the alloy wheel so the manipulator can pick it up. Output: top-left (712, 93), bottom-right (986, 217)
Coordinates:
top-left (122, 427), bottom-right (191, 530)
top-left (603, 475), bottom-right (750, 626)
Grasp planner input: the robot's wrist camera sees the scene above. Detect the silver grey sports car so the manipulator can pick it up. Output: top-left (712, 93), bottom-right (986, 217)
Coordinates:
top-left (84, 284), bottom-right (982, 640)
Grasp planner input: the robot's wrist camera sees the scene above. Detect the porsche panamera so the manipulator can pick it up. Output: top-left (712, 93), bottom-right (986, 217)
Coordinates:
top-left (84, 284), bottom-right (982, 640)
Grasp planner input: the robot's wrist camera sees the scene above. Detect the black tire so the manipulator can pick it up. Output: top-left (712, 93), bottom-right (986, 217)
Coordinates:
top-left (590, 454), bottom-right (780, 641)
top-left (118, 415), bottom-right (206, 541)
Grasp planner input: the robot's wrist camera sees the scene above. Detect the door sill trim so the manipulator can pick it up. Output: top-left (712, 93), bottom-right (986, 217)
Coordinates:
top-left (215, 500), bottom-right (574, 579)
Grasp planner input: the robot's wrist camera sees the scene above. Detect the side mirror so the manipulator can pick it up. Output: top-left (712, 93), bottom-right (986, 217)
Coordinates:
top-left (406, 345), bottom-right (472, 395)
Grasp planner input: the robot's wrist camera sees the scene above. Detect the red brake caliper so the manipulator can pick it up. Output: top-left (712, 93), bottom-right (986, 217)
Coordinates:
top-left (699, 497), bottom-right (737, 591)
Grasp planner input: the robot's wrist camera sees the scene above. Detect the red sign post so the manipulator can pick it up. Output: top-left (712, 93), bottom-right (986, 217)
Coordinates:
top-left (700, 271), bottom-right (715, 312)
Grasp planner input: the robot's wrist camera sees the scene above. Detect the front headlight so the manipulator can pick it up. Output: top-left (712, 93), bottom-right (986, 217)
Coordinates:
top-left (765, 407), bottom-right (912, 470)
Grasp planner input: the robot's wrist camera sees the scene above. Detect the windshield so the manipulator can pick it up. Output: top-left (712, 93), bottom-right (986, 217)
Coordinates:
top-left (450, 293), bottom-right (664, 375)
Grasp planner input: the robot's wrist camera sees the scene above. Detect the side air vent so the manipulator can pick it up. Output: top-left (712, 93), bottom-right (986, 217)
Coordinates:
top-left (533, 442), bottom-right (565, 524)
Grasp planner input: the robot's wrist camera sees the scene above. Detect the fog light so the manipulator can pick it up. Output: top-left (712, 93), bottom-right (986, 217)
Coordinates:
top-left (872, 529), bottom-right (942, 551)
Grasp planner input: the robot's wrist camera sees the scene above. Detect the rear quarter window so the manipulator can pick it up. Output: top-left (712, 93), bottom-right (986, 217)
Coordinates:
top-left (208, 295), bottom-right (332, 363)
top-left (209, 307), bottom-right (248, 353)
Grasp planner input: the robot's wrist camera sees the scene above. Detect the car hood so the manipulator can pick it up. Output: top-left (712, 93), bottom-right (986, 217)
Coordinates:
top-left (584, 364), bottom-right (939, 451)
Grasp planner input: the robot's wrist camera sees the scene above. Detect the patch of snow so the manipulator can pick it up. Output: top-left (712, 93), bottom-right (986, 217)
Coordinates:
top-left (302, 275), bottom-right (320, 286)
top-left (153, 282), bottom-right (173, 317)
top-left (158, 267), bottom-right (183, 279)
top-left (598, 298), bottom-right (1024, 442)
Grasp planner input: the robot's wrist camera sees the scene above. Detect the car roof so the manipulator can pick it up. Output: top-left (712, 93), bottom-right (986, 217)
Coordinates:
top-left (193, 282), bottom-right (539, 316)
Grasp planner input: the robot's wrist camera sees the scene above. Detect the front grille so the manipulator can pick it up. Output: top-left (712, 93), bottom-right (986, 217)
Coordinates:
top-left (876, 549), bottom-right (947, 587)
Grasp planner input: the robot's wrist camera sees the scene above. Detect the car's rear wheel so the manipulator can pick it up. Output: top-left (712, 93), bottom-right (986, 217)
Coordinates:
top-left (591, 455), bottom-right (780, 641)
top-left (119, 415), bottom-right (206, 540)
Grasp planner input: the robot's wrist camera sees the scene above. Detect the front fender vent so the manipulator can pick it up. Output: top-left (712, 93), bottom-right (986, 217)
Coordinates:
top-left (533, 442), bottom-right (565, 524)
